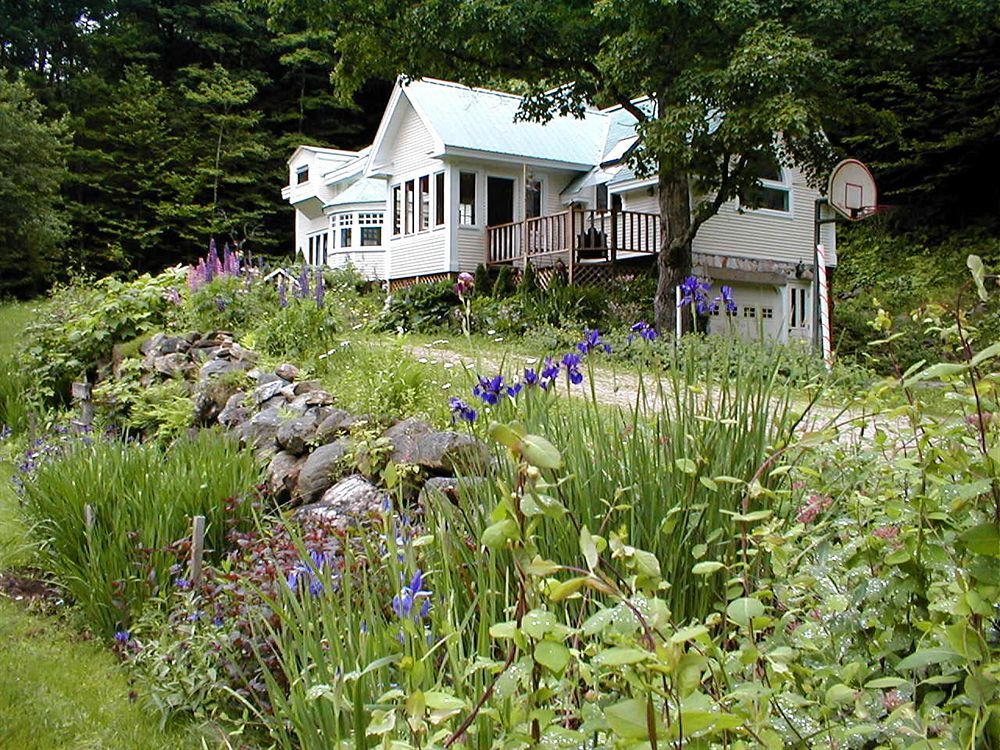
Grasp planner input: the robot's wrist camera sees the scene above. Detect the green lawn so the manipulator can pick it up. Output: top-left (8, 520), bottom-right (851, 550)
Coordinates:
top-left (0, 600), bottom-right (207, 750)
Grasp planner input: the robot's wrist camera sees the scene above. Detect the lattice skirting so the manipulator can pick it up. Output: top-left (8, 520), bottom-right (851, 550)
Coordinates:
top-left (528, 262), bottom-right (655, 291)
top-left (388, 273), bottom-right (455, 292)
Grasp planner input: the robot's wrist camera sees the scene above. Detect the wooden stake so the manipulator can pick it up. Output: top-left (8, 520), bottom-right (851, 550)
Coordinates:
top-left (190, 515), bottom-right (206, 586)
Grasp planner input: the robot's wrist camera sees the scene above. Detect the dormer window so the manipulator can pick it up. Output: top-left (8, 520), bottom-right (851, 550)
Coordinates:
top-left (296, 166), bottom-right (309, 185)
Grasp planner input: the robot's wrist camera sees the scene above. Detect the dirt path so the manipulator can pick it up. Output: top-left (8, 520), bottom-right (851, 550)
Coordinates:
top-left (406, 342), bottom-right (916, 446)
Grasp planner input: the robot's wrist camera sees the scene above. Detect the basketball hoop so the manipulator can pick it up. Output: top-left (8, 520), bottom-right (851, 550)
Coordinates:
top-left (827, 159), bottom-right (878, 221)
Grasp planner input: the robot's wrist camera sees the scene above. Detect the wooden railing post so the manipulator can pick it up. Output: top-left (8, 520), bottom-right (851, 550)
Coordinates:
top-left (610, 208), bottom-right (618, 267)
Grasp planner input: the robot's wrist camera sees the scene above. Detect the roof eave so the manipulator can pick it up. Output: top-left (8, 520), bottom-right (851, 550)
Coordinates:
top-left (437, 146), bottom-right (594, 171)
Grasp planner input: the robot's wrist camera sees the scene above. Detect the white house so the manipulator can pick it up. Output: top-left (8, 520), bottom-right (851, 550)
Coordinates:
top-left (283, 77), bottom-right (837, 343)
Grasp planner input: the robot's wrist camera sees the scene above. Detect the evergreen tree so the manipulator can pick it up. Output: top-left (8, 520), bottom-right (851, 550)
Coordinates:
top-left (0, 76), bottom-right (70, 297)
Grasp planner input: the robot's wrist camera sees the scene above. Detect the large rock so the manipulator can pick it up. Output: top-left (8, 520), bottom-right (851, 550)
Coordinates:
top-left (314, 409), bottom-right (359, 443)
top-left (199, 357), bottom-right (253, 382)
top-left (267, 450), bottom-right (308, 502)
top-left (194, 378), bottom-right (241, 425)
top-left (276, 413), bottom-right (320, 455)
top-left (295, 439), bottom-right (351, 503)
top-left (251, 379), bottom-right (287, 406)
top-left (293, 474), bottom-right (387, 529)
top-left (153, 352), bottom-right (192, 378)
top-left (384, 418), bottom-right (490, 473)
top-left (275, 363), bottom-right (299, 381)
top-left (417, 476), bottom-right (488, 506)
top-left (239, 407), bottom-right (283, 450)
top-left (218, 391), bottom-right (249, 429)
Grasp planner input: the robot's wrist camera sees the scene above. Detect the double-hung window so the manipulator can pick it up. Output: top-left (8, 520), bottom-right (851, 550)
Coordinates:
top-left (459, 172), bottom-right (476, 225)
top-left (392, 186), bottom-right (402, 236)
top-left (419, 175), bottom-right (430, 231)
top-left (338, 214), bottom-right (353, 248)
top-left (359, 212), bottom-right (382, 246)
top-left (296, 166), bottom-right (309, 184)
top-left (744, 153), bottom-right (791, 214)
top-left (404, 180), bottom-right (415, 234)
top-left (434, 172), bottom-right (445, 226)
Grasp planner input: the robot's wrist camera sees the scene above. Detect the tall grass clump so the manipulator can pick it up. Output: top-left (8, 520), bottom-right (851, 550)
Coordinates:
top-left (21, 431), bottom-right (262, 637)
top-left (0, 353), bottom-right (33, 436)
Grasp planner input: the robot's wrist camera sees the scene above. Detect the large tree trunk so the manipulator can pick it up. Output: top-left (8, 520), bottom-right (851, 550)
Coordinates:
top-left (653, 168), bottom-right (694, 336)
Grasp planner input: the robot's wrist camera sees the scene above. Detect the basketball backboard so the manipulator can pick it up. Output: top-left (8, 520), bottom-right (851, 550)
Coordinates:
top-left (828, 159), bottom-right (877, 221)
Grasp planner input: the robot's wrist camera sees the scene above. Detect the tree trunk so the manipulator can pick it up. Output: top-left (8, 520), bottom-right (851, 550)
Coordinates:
top-left (653, 167), bottom-right (694, 336)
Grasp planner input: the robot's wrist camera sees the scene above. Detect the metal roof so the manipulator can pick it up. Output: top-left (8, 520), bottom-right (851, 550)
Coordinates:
top-left (403, 78), bottom-right (611, 167)
top-left (325, 177), bottom-right (386, 208)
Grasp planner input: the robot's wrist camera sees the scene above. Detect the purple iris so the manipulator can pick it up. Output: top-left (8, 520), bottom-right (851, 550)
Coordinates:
top-left (392, 569), bottom-right (432, 620)
top-left (113, 630), bottom-right (130, 644)
top-left (540, 357), bottom-right (560, 383)
top-left (175, 578), bottom-right (191, 590)
top-left (506, 382), bottom-right (523, 399)
top-left (562, 353), bottom-right (584, 385)
top-left (628, 321), bottom-right (659, 343)
top-left (449, 396), bottom-right (477, 424)
top-left (718, 285), bottom-right (737, 315)
top-left (678, 275), bottom-right (714, 315)
top-left (577, 328), bottom-right (611, 354)
top-left (523, 368), bottom-right (540, 387)
top-left (473, 375), bottom-right (505, 406)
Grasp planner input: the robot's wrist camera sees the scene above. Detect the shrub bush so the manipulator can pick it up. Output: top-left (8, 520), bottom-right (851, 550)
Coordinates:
top-left (376, 280), bottom-right (458, 333)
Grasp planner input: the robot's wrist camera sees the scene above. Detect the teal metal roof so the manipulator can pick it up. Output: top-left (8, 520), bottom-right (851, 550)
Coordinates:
top-left (325, 177), bottom-right (386, 208)
top-left (403, 79), bottom-right (611, 166)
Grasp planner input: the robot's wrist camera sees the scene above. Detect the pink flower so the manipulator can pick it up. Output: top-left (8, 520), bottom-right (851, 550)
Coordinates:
top-left (454, 272), bottom-right (475, 297)
top-left (796, 494), bottom-right (833, 524)
top-left (882, 689), bottom-right (905, 712)
top-left (873, 524), bottom-right (900, 540)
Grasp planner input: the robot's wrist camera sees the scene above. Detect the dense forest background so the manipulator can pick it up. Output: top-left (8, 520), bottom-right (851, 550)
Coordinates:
top-left (1, 0), bottom-right (998, 300)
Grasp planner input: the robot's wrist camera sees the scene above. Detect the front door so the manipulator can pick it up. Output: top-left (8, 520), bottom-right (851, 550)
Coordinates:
top-left (487, 177), bottom-right (515, 226)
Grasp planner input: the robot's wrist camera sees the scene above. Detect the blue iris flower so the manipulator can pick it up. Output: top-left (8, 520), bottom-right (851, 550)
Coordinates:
top-left (472, 374), bottom-right (505, 405)
top-left (628, 321), bottom-right (659, 343)
top-left (561, 353), bottom-right (584, 385)
top-left (449, 396), bottom-right (477, 424)
top-left (577, 328), bottom-right (611, 354)
top-left (392, 569), bottom-right (432, 621)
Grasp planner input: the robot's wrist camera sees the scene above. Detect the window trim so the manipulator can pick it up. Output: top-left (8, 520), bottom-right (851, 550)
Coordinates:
top-left (392, 185), bottom-right (402, 236)
top-left (434, 171), bottom-right (446, 227)
top-left (737, 163), bottom-right (793, 218)
top-left (296, 165), bottom-right (309, 185)
top-left (418, 175), bottom-right (430, 232)
top-left (458, 171), bottom-right (477, 227)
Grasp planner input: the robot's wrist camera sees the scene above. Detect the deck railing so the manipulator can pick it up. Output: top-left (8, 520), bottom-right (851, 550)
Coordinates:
top-left (486, 208), bottom-right (659, 270)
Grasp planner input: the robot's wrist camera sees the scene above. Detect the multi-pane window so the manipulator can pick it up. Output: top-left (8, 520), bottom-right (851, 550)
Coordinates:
top-left (459, 172), bottom-right (476, 225)
top-left (743, 306), bottom-right (757, 319)
top-left (392, 186), bottom-right (402, 235)
top-left (744, 153), bottom-right (791, 213)
top-left (760, 307), bottom-right (774, 319)
top-left (321, 233), bottom-right (329, 265)
top-left (296, 166), bottom-right (309, 184)
top-left (359, 212), bottom-right (382, 247)
top-left (338, 214), bottom-right (352, 248)
top-left (307, 236), bottom-right (314, 265)
top-left (404, 180), bottom-right (415, 234)
top-left (419, 175), bottom-right (430, 231)
top-left (434, 172), bottom-right (445, 226)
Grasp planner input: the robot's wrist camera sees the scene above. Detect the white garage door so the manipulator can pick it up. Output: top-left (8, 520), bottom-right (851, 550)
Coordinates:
top-left (704, 283), bottom-right (783, 342)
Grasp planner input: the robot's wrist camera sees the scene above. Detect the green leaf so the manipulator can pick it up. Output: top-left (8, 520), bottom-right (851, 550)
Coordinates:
top-left (366, 709), bottom-right (396, 736)
top-left (423, 691), bottom-right (465, 711)
top-left (970, 341), bottom-right (1000, 367)
top-left (903, 361), bottom-right (968, 387)
top-left (958, 523), bottom-right (1000, 557)
top-left (580, 526), bottom-right (598, 571)
top-left (671, 625), bottom-right (709, 644)
top-left (481, 519), bottom-right (519, 550)
top-left (592, 647), bottom-right (651, 667)
top-left (864, 677), bottom-right (908, 689)
top-left (520, 434), bottom-right (562, 469)
top-left (534, 640), bottom-right (571, 674)
top-left (524, 556), bottom-right (560, 577)
top-left (603, 698), bottom-right (649, 740)
top-left (489, 621), bottom-right (517, 639)
top-left (825, 683), bottom-right (856, 706)
top-left (730, 509), bottom-right (772, 523)
top-left (548, 576), bottom-right (589, 602)
top-left (726, 597), bottom-right (765, 627)
top-left (521, 609), bottom-right (557, 640)
top-left (675, 457), bottom-right (697, 475)
top-left (968, 254), bottom-right (989, 302)
top-left (488, 421), bottom-right (523, 450)
top-left (895, 648), bottom-right (960, 671)
top-left (692, 561), bottom-right (725, 575)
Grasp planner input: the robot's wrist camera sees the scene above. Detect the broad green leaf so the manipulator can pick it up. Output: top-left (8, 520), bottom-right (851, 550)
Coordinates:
top-left (675, 457), bottom-right (697, 474)
top-left (731, 510), bottom-right (772, 523)
top-left (864, 677), bottom-right (908, 689)
top-left (968, 254), bottom-right (989, 302)
top-left (534, 640), bottom-right (571, 674)
top-left (895, 648), bottom-right (960, 671)
top-left (592, 647), bottom-right (651, 667)
top-left (903, 362), bottom-right (968, 387)
top-left (692, 561), bottom-right (725, 575)
top-left (671, 625), bottom-right (709, 644)
top-left (488, 421), bottom-right (522, 450)
top-left (945, 622), bottom-right (985, 661)
top-left (489, 621), bottom-right (517, 639)
top-left (825, 683), bottom-right (856, 706)
top-left (520, 434), bottom-right (562, 469)
top-left (580, 525), bottom-right (598, 571)
top-left (481, 519), bottom-right (518, 550)
top-left (603, 698), bottom-right (649, 740)
top-left (521, 609), bottom-right (557, 640)
top-left (366, 709), bottom-right (396, 736)
top-left (549, 576), bottom-right (589, 602)
top-left (699, 476), bottom-right (718, 491)
top-left (727, 597), bottom-right (765, 627)
top-left (971, 341), bottom-right (1000, 367)
top-left (524, 556), bottom-right (560, 577)
top-left (958, 523), bottom-right (1000, 557)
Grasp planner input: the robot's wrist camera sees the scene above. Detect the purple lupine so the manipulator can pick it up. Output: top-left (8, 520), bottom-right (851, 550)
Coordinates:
top-left (562, 353), bottom-right (584, 385)
top-left (392, 569), bottom-right (432, 620)
top-left (577, 328), bottom-right (611, 354)
top-left (628, 321), bottom-right (659, 343)
top-left (472, 374), bottom-right (505, 406)
top-left (278, 276), bottom-right (288, 308)
top-left (449, 397), bottom-right (477, 424)
top-left (297, 266), bottom-right (310, 299)
top-left (314, 269), bottom-right (325, 308)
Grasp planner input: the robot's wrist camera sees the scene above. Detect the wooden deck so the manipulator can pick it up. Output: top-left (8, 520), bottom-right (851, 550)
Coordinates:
top-left (486, 209), bottom-right (659, 281)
